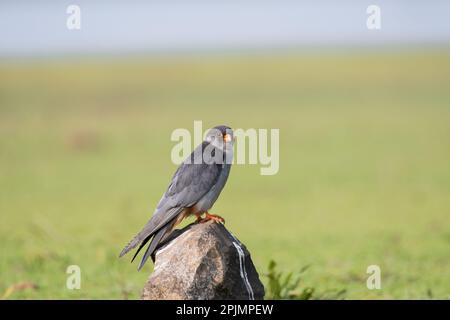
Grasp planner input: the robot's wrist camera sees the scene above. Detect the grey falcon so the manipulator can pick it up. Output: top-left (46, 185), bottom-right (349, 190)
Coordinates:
top-left (119, 125), bottom-right (234, 270)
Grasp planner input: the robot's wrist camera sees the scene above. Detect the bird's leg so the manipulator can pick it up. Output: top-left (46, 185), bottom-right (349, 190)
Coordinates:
top-left (201, 212), bottom-right (225, 224)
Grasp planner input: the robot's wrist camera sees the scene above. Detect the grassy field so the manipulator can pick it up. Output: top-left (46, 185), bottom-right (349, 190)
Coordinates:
top-left (0, 50), bottom-right (449, 299)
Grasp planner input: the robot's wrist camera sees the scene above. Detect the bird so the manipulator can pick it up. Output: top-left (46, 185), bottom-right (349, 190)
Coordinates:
top-left (119, 125), bottom-right (234, 270)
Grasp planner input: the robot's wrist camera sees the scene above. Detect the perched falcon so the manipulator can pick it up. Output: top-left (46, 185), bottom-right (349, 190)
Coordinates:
top-left (119, 125), bottom-right (234, 270)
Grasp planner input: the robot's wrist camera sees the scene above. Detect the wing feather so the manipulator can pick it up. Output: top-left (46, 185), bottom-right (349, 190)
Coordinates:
top-left (119, 141), bottom-right (223, 259)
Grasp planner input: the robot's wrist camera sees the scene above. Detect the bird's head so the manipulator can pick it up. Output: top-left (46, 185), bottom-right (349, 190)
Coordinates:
top-left (205, 125), bottom-right (234, 152)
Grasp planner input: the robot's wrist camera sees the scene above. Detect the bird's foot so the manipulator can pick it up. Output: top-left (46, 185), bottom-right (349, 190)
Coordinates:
top-left (195, 213), bottom-right (203, 223)
top-left (201, 212), bottom-right (225, 224)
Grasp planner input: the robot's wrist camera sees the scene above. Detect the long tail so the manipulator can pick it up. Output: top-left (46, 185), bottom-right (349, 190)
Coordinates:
top-left (119, 225), bottom-right (155, 259)
top-left (137, 220), bottom-right (175, 270)
top-left (119, 207), bottom-right (184, 259)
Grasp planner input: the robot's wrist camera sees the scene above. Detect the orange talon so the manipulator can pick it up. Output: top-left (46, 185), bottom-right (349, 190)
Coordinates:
top-left (201, 212), bottom-right (225, 224)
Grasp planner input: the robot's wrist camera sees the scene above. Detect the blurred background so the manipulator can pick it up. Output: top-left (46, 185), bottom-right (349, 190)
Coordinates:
top-left (0, 0), bottom-right (449, 299)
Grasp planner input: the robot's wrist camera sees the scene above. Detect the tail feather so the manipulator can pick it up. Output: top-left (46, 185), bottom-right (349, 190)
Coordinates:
top-left (119, 207), bottom-right (184, 259)
top-left (119, 237), bottom-right (139, 258)
top-left (137, 224), bottom-right (172, 270)
top-left (130, 236), bottom-right (151, 263)
top-left (119, 230), bottom-right (153, 258)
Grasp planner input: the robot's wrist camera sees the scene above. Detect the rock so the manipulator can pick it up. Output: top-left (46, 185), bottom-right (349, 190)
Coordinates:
top-left (141, 220), bottom-right (265, 300)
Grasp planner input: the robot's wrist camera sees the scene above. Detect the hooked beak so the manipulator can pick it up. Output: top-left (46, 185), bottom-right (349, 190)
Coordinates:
top-left (223, 134), bottom-right (232, 143)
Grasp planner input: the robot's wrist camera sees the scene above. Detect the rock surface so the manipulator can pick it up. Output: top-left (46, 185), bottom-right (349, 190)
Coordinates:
top-left (141, 220), bottom-right (265, 300)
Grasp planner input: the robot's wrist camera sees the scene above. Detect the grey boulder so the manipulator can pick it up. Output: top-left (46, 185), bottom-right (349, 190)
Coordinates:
top-left (141, 220), bottom-right (265, 300)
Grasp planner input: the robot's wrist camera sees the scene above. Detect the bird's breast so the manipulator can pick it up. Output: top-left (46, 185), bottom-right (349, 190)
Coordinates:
top-left (193, 164), bottom-right (231, 213)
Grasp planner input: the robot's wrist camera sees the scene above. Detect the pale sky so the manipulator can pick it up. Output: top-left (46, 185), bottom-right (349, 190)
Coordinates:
top-left (1, 0), bottom-right (449, 57)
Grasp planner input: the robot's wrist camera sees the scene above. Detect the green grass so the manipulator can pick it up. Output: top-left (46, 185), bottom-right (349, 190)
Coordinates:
top-left (0, 50), bottom-right (449, 299)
